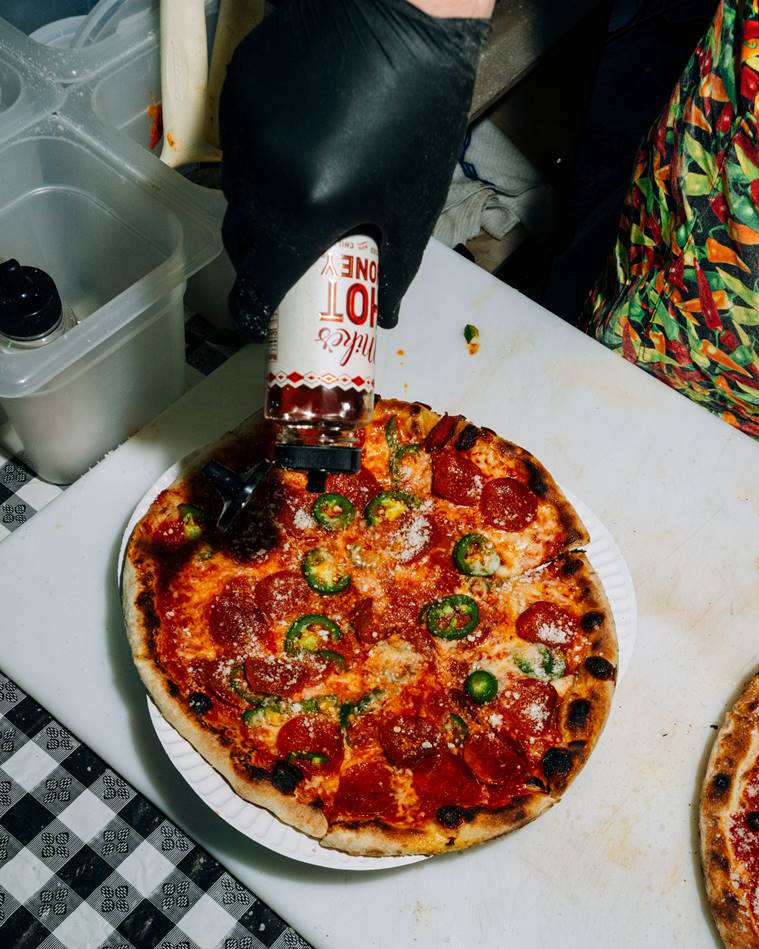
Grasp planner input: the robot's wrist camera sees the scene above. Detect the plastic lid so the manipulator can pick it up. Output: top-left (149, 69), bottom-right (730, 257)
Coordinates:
top-left (0, 259), bottom-right (63, 341)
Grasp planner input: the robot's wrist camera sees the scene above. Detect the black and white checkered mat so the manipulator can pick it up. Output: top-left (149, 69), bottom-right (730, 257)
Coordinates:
top-left (0, 673), bottom-right (312, 949)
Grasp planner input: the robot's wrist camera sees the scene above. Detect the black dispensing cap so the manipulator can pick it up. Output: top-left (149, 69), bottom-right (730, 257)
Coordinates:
top-left (275, 444), bottom-right (362, 494)
top-left (0, 259), bottom-right (64, 341)
top-left (203, 458), bottom-right (273, 531)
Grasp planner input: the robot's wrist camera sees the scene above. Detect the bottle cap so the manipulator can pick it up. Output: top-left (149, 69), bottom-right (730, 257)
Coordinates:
top-left (0, 259), bottom-right (64, 341)
top-left (275, 444), bottom-right (362, 493)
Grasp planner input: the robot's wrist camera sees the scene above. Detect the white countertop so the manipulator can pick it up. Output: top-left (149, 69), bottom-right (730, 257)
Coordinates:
top-left (2, 239), bottom-right (758, 948)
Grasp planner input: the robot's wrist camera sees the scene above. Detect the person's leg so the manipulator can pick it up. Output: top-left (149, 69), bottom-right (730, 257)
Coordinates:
top-left (585, 0), bottom-right (759, 438)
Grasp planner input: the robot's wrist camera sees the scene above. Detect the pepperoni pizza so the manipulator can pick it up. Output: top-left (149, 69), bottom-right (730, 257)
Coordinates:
top-left (701, 672), bottom-right (759, 948)
top-left (123, 399), bottom-right (617, 856)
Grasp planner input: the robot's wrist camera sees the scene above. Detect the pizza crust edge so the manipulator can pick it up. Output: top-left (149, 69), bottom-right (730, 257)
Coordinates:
top-left (700, 672), bottom-right (759, 949)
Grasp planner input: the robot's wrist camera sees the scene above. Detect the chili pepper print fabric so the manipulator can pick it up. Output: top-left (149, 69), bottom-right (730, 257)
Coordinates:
top-left (585, 0), bottom-right (759, 438)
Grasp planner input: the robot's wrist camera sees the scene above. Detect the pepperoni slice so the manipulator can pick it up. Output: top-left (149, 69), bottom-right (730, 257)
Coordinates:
top-left (326, 469), bottom-right (382, 510)
top-left (515, 601), bottom-right (578, 648)
top-left (186, 659), bottom-right (238, 707)
top-left (463, 732), bottom-right (528, 786)
top-left (244, 656), bottom-right (310, 697)
top-left (254, 571), bottom-right (312, 622)
top-left (424, 414), bottom-right (461, 451)
top-left (498, 679), bottom-right (559, 751)
top-left (208, 578), bottom-right (272, 650)
top-left (378, 716), bottom-right (443, 768)
top-left (275, 714), bottom-right (344, 774)
top-left (346, 711), bottom-right (382, 751)
top-left (150, 517), bottom-right (186, 547)
top-left (412, 752), bottom-right (482, 808)
top-left (480, 477), bottom-right (538, 531)
top-left (329, 761), bottom-right (396, 819)
top-left (431, 452), bottom-right (484, 506)
top-left (352, 598), bottom-right (389, 645)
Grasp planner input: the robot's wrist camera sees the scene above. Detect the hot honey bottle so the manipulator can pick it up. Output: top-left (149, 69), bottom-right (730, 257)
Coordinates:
top-left (265, 233), bottom-right (378, 490)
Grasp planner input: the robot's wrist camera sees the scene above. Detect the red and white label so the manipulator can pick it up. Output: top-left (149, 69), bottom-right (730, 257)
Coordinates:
top-left (267, 236), bottom-right (378, 392)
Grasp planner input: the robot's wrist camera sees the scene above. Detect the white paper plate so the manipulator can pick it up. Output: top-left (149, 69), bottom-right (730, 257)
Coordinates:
top-left (121, 452), bottom-right (636, 871)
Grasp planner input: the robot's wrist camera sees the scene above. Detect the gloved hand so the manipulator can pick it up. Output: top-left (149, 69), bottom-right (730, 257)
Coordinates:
top-left (219, 0), bottom-right (490, 339)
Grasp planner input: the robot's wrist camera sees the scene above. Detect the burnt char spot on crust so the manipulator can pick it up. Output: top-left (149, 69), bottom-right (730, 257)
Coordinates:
top-left (271, 760), bottom-right (304, 795)
top-left (747, 811), bottom-right (759, 831)
top-left (568, 740), bottom-right (586, 753)
top-left (542, 748), bottom-right (573, 780)
top-left (247, 765), bottom-right (269, 782)
top-left (167, 681), bottom-right (179, 697)
top-left (410, 403), bottom-right (423, 416)
top-left (710, 773), bottom-right (731, 799)
top-left (560, 557), bottom-right (583, 578)
top-left (437, 805), bottom-right (474, 829)
top-left (525, 461), bottom-right (548, 497)
top-left (585, 656), bottom-right (616, 681)
top-left (568, 699), bottom-right (591, 730)
top-left (188, 692), bottom-right (212, 715)
top-left (136, 590), bottom-right (160, 630)
top-left (525, 776), bottom-right (547, 792)
top-left (454, 424), bottom-right (480, 451)
top-left (581, 611), bottom-right (605, 632)
top-left (711, 850), bottom-right (730, 873)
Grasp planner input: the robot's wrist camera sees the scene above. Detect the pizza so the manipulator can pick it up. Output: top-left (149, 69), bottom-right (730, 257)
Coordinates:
top-left (122, 398), bottom-right (618, 856)
top-left (701, 671), bottom-right (759, 948)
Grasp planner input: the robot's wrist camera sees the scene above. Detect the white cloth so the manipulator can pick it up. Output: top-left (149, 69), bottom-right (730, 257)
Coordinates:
top-left (433, 118), bottom-right (556, 249)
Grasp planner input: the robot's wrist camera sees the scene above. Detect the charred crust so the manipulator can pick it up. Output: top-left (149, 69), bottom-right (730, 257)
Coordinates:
top-left (455, 424), bottom-right (480, 451)
top-left (585, 656), bottom-right (616, 681)
top-left (525, 776), bottom-right (547, 792)
top-left (711, 773), bottom-right (731, 798)
top-left (410, 403), bottom-right (422, 415)
top-left (568, 740), bottom-right (586, 753)
top-left (746, 811), bottom-right (759, 831)
top-left (436, 805), bottom-right (475, 829)
top-left (542, 747), bottom-right (573, 779)
top-left (167, 680), bottom-right (179, 697)
top-left (581, 610), bottom-right (605, 631)
top-left (188, 692), bottom-right (212, 715)
top-left (136, 590), bottom-right (160, 629)
top-left (560, 557), bottom-right (583, 578)
top-left (271, 760), bottom-right (304, 795)
top-left (710, 850), bottom-right (730, 872)
top-left (568, 699), bottom-right (591, 730)
top-left (245, 764), bottom-right (269, 782)
top-left (525, 462), bottom-right (548, 497)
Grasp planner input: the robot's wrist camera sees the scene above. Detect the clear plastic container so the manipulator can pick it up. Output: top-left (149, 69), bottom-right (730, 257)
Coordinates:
top-left (0, 1), bottom-right (156, 84)
top-left (0, 117), bottom-right (220, 482)
top-left (81, 2), bottom-right (235, 327)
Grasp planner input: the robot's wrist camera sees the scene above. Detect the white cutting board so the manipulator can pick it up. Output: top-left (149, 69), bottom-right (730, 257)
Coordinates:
top-left (2, 239), bottom-right (758, 948)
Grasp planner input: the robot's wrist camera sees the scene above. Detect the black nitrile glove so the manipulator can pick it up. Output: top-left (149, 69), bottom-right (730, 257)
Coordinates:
top-left (219, 0), bottom-right (490, 339)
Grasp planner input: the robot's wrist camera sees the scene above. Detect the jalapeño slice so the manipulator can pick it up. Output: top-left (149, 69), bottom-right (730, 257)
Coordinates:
top-left (453, 533), bottom-right (501, 577)
top-left (390, 444), bottom-right (422, 481)
top-left (465, 669), bottom-right (498, 704)
top-left (425, 594), bottom-right (480, 640)
top-left (385, 415), bottom-right (399, 452)
top-left (229, 664), bottom-right (262, 704)
top-left (365, 490), bottom-right (420, 525)
top-left (285, 614), bottom-right (342, 654)
top-left (288, 751), bottom-right (329, 766)
top-left (302, 548), bottom-right (351, 594)
top-left (178, 503), bottom-right (204, 540)
top-left (443, 713), bottom-right (469, 747)
top-left (514, 644), bottom-right (566, 682)
top-left (339, 687), bottom-right (385, 730)
top-left (312, 493), bottom-right (355, 532)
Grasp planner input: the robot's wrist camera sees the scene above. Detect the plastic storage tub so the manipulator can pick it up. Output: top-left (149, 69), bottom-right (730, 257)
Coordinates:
top-left (0, 117), bottom-right (219, 482)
